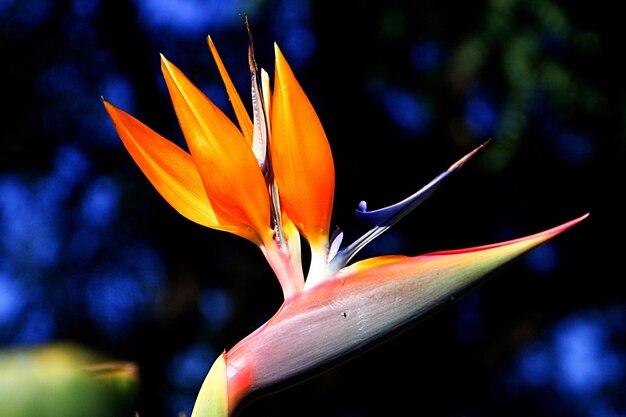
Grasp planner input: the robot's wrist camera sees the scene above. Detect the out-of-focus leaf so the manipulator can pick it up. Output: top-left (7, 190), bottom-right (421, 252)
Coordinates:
top-left (0, 343), bottom-right (138, 417)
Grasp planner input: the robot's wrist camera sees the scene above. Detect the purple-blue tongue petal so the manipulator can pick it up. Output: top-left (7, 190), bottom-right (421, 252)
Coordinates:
top-left (328, 141), bottom-right (489, 274)
top-left (356, 140), bottom-right (489, 227)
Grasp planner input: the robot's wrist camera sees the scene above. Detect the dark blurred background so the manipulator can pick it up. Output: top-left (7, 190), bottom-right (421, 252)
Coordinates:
top-left (0, 0), bottom-right (622, 416)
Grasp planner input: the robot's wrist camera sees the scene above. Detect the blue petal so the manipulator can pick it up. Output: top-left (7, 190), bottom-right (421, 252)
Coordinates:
top-left (355, 140), bottom-right (489, 228)
top-left (327, 141), bottom-right (489, 274)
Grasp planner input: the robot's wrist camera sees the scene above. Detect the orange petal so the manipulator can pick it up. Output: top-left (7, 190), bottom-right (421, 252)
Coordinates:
top-left (270, 44), bottom-right (335, 247)
top-left (104, 100), bottom-right (259, 242)
top-left (160, 55), bottom-right (271, 242)
top-left (207, 36), bottom-right (254, 145)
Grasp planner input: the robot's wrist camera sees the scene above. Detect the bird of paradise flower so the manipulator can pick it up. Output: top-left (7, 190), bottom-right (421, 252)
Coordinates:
top-left (103, 20), bottom-right (587, 417)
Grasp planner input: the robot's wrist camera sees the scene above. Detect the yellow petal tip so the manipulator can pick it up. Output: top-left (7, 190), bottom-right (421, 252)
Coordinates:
top-left (191, 352), bottom-right (229, 417)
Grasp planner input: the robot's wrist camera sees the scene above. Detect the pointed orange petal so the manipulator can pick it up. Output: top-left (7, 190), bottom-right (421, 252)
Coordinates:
top-left (104, 100), bottom-right (259, 242)
top-left (104, 102), bottom-right (205, 224)
top-left (270, 44), bottom-right (335, 247)
top-left (207, 36), bottom-right (254, 145)
top-left (160, 55), bottom-right (271, 242)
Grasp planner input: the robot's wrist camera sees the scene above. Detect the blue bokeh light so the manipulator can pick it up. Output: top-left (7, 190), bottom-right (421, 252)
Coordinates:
top-left (101, 74), bottom-right (136, 116)
top-left (378, 85), bottom-right (432, 137)
top-left (542, 120), bottom-right (597, 165)
top-left (0, 0), bottom-right (14, 15)
top-left (271, 0), bottom-right (316, 68)
top-left (80, 176), bottom-right (121, 228)
top-left (52, 145), bottom-right (92, 189)
top-left (553, 315), bottom-right (621, 395)
top-left (464, 88), bottom-right (498, 137)
top-left (524, 242), bottom-right (561, 274)
top-left (0, 0), bottom-right (54, 35)
top-left (0, 271), bottom-right (25, 327)
top-left (278, 24), bottom-right (317, 68)
top-left (410, 40), bottom-right (444, 72)
top-left (37, 62), bottom-right (84, 100)
top-left (0, 175), bottom-right (61, 271)
top-left (167, 342), bottom-right (217, 415)
top-left (168, 342), bottom-right (216, 388)
top-left (15, 307), bottom-right (57, 344)
top-left (199, 288), bottom-right (232, 329)
top-left (86, 271), bottom-right (144, 339)
top-left (85, 243), bottom-right (166, 340)
top-left (131, 0), bottom-right (260, 37)
top-left (552, 129), bottom-right (596, 165)
top-left (71, 0), bottom-right (100, 18)
top-left (517, 341), bottom-right (552, 386)
top-left (0, 138), bottom-right (168, 346)
top-left (508, 307), bottom-right (626, 415)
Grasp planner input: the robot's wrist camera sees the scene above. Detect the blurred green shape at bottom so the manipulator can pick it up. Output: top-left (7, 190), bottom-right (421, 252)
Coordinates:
top-left (0, 343), bottom-right (138, 417)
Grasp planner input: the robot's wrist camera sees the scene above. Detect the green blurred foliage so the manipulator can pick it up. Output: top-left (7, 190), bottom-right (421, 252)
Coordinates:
top-left (447, 0), bottom-right (608, 170)
top-left (0, 343), bottom-right (138, 417)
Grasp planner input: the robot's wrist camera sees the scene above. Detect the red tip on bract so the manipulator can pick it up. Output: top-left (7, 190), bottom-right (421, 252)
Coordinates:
top-left (429, 213), bottom-right (589, 256)
top-left (348, 213), bottom-right (589, 277)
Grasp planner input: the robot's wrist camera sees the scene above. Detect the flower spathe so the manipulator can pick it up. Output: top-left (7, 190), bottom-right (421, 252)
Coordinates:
top-left (104, 24), bottom-right (588, 417)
